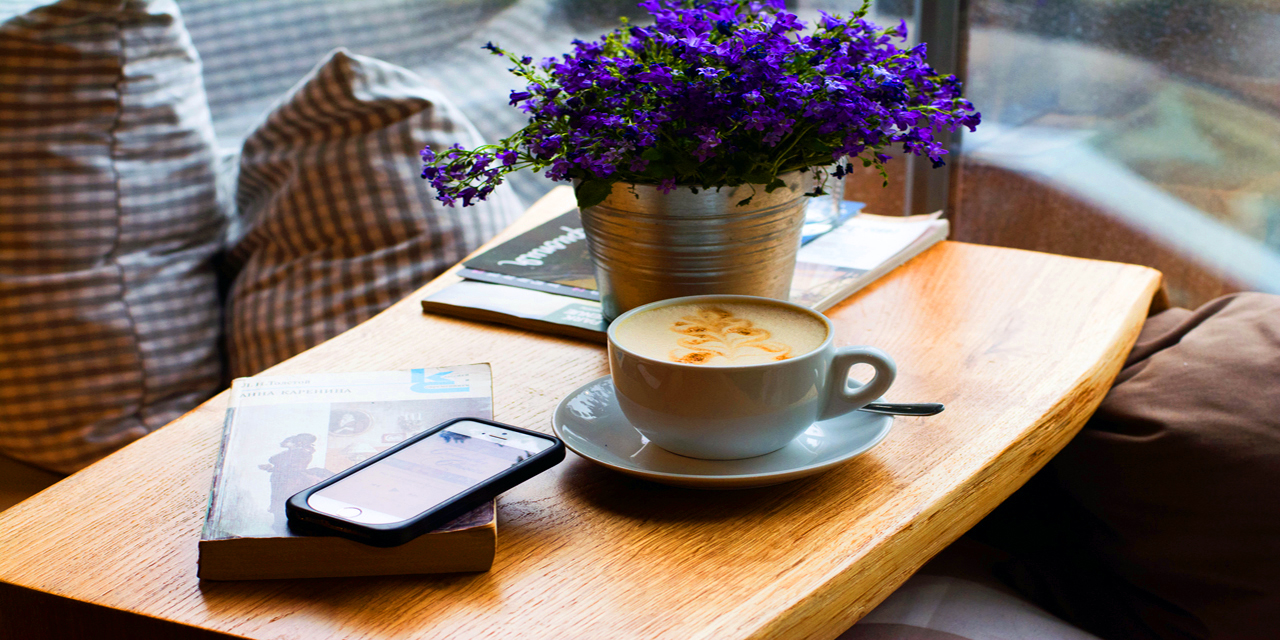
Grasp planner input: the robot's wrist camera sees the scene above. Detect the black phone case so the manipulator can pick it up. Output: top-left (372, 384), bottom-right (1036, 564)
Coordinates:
top-left (285, 417), bottom-right (564, 547)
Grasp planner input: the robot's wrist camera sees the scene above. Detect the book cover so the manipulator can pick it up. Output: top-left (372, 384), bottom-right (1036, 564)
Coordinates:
top-left (198, 365), bottom-right (498, 580)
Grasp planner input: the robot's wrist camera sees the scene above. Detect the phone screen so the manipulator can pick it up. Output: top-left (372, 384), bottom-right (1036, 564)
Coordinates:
top-left (307, 420), bottom-right (554, 524)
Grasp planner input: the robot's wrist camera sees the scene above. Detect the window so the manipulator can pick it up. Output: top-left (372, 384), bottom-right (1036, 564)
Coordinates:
top-left (955, 0), bottom-right (1280, 306)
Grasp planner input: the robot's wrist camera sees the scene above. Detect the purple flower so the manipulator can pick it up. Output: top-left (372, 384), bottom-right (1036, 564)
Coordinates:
top-left (635, 66), bottom-right (675, 86)
top-left (420, 0), bottom-right (980, 207)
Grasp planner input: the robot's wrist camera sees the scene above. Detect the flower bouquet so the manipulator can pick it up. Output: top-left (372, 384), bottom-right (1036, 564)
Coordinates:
top-left (420, 0), bottom-right (980, 209)
top-left (422, 0), bottom-right (980, 318)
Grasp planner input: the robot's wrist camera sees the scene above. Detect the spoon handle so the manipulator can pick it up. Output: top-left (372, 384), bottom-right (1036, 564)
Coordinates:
top-left (860, 402), bottom-right (945, 416)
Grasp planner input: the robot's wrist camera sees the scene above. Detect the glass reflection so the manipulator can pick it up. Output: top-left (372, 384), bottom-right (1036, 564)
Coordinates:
top-left (961, 0), bottom-right (1280, 303)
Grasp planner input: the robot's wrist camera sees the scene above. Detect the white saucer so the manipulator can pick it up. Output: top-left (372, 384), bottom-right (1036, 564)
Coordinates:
top-left (551, 375), bottom-right (893, 489)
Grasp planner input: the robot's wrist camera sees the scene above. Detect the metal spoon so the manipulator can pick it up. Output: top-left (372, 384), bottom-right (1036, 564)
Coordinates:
top-left (859, 402), bottom-right (944, 416)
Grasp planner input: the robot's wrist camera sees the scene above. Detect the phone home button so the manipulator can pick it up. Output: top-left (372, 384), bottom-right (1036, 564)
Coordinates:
top-left (339, 506), bottom-right (363, 519)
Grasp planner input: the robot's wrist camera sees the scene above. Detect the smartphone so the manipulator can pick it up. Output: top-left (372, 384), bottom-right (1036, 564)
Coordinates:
top-left (286, 417), bottom-right (564, 547)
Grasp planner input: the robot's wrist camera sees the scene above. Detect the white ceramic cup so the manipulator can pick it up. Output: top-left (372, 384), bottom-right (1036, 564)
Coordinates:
top-left (607, 294), bottom-right (897, 460)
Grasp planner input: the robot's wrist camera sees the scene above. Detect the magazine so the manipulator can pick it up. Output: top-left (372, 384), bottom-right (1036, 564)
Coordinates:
top-left (199, 365), bottom-right (498, 580)
top-left (422, 210), bottom-right (948, 341)
top-left (456, 196), bottom-right (866, 302)
top-left (460, 211), bottom-right (598, 300)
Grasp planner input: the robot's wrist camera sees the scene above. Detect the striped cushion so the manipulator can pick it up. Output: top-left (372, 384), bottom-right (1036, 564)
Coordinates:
top-left (0, 0), bottom-right (224, 472)
top-left (225, 50), bottom-right (521, 377)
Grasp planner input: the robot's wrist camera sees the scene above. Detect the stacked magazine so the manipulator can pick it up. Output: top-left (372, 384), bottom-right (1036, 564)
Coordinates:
top-left (423, 199), bottom-right (948, 341)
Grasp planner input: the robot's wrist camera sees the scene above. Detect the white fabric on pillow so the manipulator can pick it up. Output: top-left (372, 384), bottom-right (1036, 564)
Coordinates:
top-left (839, 574), bottom-right (1102, 640)
top-left (225, 49), bottom-right (521, 377)
top-left (0, 0), bottom-right (224, 472)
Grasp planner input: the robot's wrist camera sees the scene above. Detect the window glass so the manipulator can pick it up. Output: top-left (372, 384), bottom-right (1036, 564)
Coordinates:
top-left (959, 0), bottom-right (1280, 305)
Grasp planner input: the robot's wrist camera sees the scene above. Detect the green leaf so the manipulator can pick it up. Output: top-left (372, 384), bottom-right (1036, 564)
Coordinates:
top-left (764, 178), bottom-right (787, 193)
top-left (672, 152), bottom-right (699, 176)
top-left (575, 179), bottom-right (614, 209)
top-left (641, 147), bottom-right (665, 162)
top-left (642, 163), bottom-right (675, 180)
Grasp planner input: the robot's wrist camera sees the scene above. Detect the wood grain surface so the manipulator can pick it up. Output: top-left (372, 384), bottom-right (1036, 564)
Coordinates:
top-left (0, 187), bottom-right (1161, 640)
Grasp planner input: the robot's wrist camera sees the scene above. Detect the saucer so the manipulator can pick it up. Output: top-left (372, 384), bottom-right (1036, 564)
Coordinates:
top-left (551, 375), bottom-right (893, 489)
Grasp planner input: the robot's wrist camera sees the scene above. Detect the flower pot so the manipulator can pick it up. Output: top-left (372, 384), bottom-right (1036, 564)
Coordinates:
top-left (580, 171), bottom-right (809, 320)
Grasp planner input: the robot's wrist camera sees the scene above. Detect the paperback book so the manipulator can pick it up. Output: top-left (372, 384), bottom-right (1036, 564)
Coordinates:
top-left (423, 207), bottom-right (947, 341)
top-left (199, 365), bottom-right (497, 580)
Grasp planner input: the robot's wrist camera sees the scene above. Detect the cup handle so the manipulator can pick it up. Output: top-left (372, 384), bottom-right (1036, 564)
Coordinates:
top-left (819, 346), bottom-right (897, 422)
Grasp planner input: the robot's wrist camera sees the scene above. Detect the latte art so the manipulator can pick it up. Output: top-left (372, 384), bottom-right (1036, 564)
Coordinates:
top-left (668, 307), bottom-right (792, 364)
top-left (613, 301), bottom-right (828, 366)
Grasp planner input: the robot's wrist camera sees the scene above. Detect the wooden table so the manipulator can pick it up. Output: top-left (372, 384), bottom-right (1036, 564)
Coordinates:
top-left (0, 188), bottom-right (1162, 640)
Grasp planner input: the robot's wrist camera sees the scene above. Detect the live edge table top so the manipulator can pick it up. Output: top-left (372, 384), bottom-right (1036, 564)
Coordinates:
top-left (0, 188), bottom-right (1162, 640)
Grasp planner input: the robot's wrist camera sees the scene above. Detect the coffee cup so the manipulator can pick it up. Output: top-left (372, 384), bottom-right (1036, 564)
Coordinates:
top-left (607, 294), bottom-right (896, 460)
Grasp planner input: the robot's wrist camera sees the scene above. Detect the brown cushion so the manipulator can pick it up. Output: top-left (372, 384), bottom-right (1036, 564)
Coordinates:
top-left (971, 293), bottom-right (1280, 640)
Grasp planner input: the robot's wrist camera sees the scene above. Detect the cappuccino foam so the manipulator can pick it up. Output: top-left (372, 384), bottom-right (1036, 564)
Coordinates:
top-left (614, 301), bottom-right (827, 366)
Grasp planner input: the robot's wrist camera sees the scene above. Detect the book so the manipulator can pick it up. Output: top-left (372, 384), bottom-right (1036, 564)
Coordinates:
top-left (198, 365), bottom-right (498, 580)
top-left (455, 195), bottom-right (865, 303)
top-left (422, 209), bottom-right (947, 341)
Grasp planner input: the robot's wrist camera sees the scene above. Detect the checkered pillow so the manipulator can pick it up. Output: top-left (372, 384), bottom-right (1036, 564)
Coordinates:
top-left (0, 0), bottom-right (224, 472)
top-left (225, 49), bottom-right (521, 377)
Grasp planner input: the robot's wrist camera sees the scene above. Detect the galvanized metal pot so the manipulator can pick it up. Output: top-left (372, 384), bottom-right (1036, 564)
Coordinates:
top-left (580, 171), bottom-right (809, 320)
